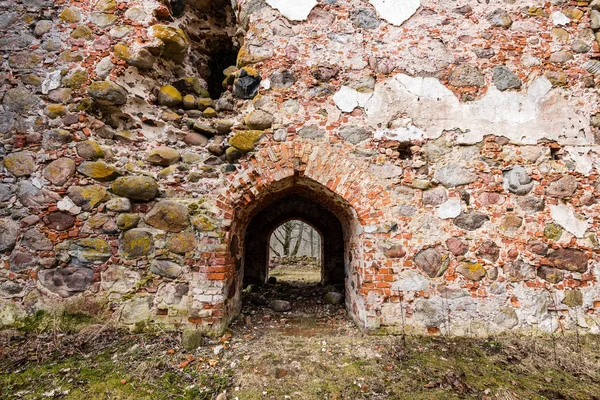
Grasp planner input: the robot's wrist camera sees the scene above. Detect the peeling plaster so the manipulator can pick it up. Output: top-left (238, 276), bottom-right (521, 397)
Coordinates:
top-left (551, 204), bottom-right (589, 238)
top-left (333, 85), bottom-right (373, 113)
top-left (362, 74), bottom-right (590, 145)
top-left (369, 0), bottom-right (420, 26)
top-left (265, 0), bottom-right (317, 21)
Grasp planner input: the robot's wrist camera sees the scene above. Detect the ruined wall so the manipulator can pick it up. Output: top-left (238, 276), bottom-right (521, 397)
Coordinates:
top-left (1, 0), bottom-right (600, 335)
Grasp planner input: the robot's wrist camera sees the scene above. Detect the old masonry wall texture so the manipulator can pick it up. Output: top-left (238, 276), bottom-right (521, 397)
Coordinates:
top-left (2, 0), bottom-right (600, 336)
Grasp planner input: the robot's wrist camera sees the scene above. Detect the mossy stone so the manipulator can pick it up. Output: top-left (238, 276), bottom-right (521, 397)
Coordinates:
top-left (457, 262), bottom-right (486, 281)
top-left (60, 7), bottom-right (81, 23)
top-left (157, 85), bottom-right (182, 107)
top-left (88, 81), bottom-right (128, 106)
top-left (229, 130), bottom-right (264, 152)
top-left (45, 104), bottom-right (67, 119)
top-left (71, 25), bottom-right (94, 40)
top-left (148, 25), bottom-right (189, 62)
top-left (117, 213), bottom-right (140, 230)
top-left (544, 223), bottom-right (563, 241)
top-left (111, 176), bottom-right (159, 201)
top-left (77, 161), bottom-right (120, 182)
top-left (121, 229), bottom-right (154, 258)
top-left (62, 69), bottom-right (88, 89)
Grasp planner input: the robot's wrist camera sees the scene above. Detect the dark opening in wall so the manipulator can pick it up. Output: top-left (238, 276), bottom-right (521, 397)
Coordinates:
top-left (397, 142), bottom-right (413, 160)
top-left (186, 0), bottom-right (239, 98)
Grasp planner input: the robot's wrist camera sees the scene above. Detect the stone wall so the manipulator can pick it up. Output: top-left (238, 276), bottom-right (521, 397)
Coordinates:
top-left (1, 0), bottom-right (600, 336)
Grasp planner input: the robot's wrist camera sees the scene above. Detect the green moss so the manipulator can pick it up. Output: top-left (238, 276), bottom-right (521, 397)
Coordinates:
top-left (229, 130), bottom-right (264, 152)
top-left (62, 69), bottom-right (88, 89)
top-left (544, 223), bottom-right (563, 241)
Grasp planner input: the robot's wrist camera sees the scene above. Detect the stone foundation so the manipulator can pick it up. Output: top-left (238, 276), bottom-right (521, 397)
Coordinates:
top-left (1, 0), bottom-right (600, 335)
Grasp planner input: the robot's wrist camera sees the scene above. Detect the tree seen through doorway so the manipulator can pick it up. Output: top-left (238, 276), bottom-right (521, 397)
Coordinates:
top-left (268, 220), bottom-right (321, 284)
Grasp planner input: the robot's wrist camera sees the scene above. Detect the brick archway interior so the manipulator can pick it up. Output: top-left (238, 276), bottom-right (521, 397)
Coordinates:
top-left (244, 196), bottom-right (344, 286)
top-left (228, 175), bottom-right (368, 327)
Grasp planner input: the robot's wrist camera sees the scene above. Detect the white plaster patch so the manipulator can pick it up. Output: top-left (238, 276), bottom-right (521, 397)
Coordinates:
top-left (333, 85), bottom-right (373, 113)
top-left (564, 147), bottom-right (594, 175)
top-left (392, 269), bottom-right (429, 292)
top-left (550, 204), bottom-right (589, 238)
top-left (437, 199), bottom-right (461, 219)
top-left (369, 0), bottom-right (420, 26)
top-left (42, 70), bottom-right (61, 95)
top-left (265, 0), bottom-right (317, 21)
top-left (551, 11), bottom-right (570, 26)
top-left (365, 74), bottom-right (590, 145)
top-left (57, 196), bottom-right (81, 215)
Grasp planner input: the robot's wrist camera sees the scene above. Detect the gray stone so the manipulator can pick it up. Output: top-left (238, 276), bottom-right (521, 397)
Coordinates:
top-left (67, 185), bottom-right (110, 210)
top-left (34, 20), bottom-right (53, 37)
top-left (352, 8), bottom-right (380, 29)
top-left (0, 184), bottom-right (12, 202)
top-left (150, 260), bottom-right (183, 279)
top-left (87, 81), bottom-right (128, 106)
top-left (492, 65), bottom-right (522, 91)
top-left (571, 40), bottom-right (590, 54)
top-left (0, 219), bottom-right (19, 252)
top-left (324, 292), bottom-right (343, 305)
top-left (144, 201), bottom-right (190, 233)
top-left (111, 176), bottom-right (159, 201)
top-left (22, 229), bottom-right (53, 251)
top-left (549, 51), bottom-right (573, 63)
top-left (503, 260), bottom-right (536, 282)
top-left (298, 125), bottom-right (325, 139)
top-left (121, 229), bottom-right (154, 258)
top-left (270, 70), bottom-right (295, 89)
top-left (244, 110), bottom-right (274, 130)
top-left (433, 165), bottom-right (478, 187)
top-left (487, 9), bottom-right (512, 28)
top-left (9, 252), bottom-right (39, 272)
top-left (269, 299), bottom-right (291, 312)
top-left (77, 161), bottom-right (120, 182)
top-left (42, 129), bottom-right (74, 150)
top-left (449, 64), bottom-right (484, 87)
top-left (106, 197), bottom-right (131, 212)
top-left (546, 175), bottom-right (578, 198)
top-left (119, 296), bottom-right (152, 324)
top-left (503, 166), bottom-right (534, 195)
top-left (493, 308), bottom-right (518, 330)
top-left (3, 87), bottom-right (40, 114)
top-left (339, 126), bottom-right (370, 144)
top-left (43, 158), bottom-right (76, 186)
top-left (69, 238), bottom-right (111, 266)
top-left (39, 267), bottom-right (94, 297)
top-left (453, 211), bottom-right (489, 231)
top-left (422, 187), bottom-right (447, 206)
top-left (414, 248), bottom-right (446, 278)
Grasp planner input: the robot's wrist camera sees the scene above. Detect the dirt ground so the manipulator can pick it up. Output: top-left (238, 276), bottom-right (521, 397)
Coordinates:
top-left (2, 265), bottom-right (600, 399)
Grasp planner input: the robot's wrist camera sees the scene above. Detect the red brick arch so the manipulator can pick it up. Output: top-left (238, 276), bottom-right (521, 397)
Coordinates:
top-left (212, 141), bottom-right (392, 328)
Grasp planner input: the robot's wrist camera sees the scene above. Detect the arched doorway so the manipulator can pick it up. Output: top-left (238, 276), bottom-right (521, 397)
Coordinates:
top-left (243, 195), bottom-right (345, 286)
top-left (227, 175), bottom-right (365, 326)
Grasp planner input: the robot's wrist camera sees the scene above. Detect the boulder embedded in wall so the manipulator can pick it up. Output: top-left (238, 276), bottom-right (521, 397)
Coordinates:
top-left (433, 165), bottom-right (477, 188)
top-left (38, 267), bottom-right (94, 297)
top-left (111, 176), bottom-right (159, 201)
top-left (457, 262), bottom-right (487, 281)
top-left (233, 67), bottom-right (261, 99)
top-left (76, 140), bottom-right (105, 160)
top-left (67, 185), bottom-right (110, 210)
top-left (10, 252), bottom-right (39, 272)
top-left (487, 9), bottom-right (512, 28)
top-left (476, 240), bottom-right (499, 262)
top-left (0, 219), bottom-right (19, 252)
top-left (503, 166), bottom-right (534, 195)
top-left (43, 158), bottom-right (76, 186)
top-left (121, 229), bottom-right (154, 258)
top-left (3, 87), bottom-right (40, 114)
top-left (414, 248), bottom-right (447, 278)
top-left (384, 244), bottom-right (406, 258)
top-left (453, 211), bottom-right (489, 231)
top-left (547, 248), bottom-right (588, 272)
top-left (69, 238), bottom-right (111, 266)
top-left (503, 260), bottom-right (536, 282)
top-left (492, 66), bottom-right (522, 91)
top-left (144, 201), bottom-right (190, 232)
top-left (413, 298), bottom-right (444, 327)
top-left (77, 161), bottom-right (120, 181)
top-left (562, 290), bottom-right (583, 307)
top-left (422, 187), bottom-right (447, 206)
top-left (146, 146), bottom-right (181, 166)
top-left (537, 266), bottom-right (564, 284)
top-left (446, 237), bottom-right (468, 256)
top-left (493, 308), bottom-right (519, 330)
top-left (167, 231), bottom-right (197, 254)
top-left (229, 130), bottom-right (264, 153)
top-left (150, 259), bottom-right (183, 279)
top-left (44, 211), bottom-right (76, 231)
top-left (116, 213), bottom-right (140, 230)
top-left (87, 81), bottom-right (128, 106)
top-left (157, 85), bottom-right (183, 107)
top-left (448, 64), bottom-right (484, 87)
top-left (101, 264), bottom-right (140, 294)
top-left (244, 110), bottom-right (274, 130)
top-left (339, 126), bottom-right (371, 144)
top-left (546, 175), bottom-right (578, 198)
top-left (148, 25), bottom-right (189, 62)
top-left (4, 152), bottom-right (36, 177)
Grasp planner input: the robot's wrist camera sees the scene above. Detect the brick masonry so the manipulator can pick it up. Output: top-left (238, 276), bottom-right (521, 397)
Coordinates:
top-left (1, 0), bottom-right (600, 335)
